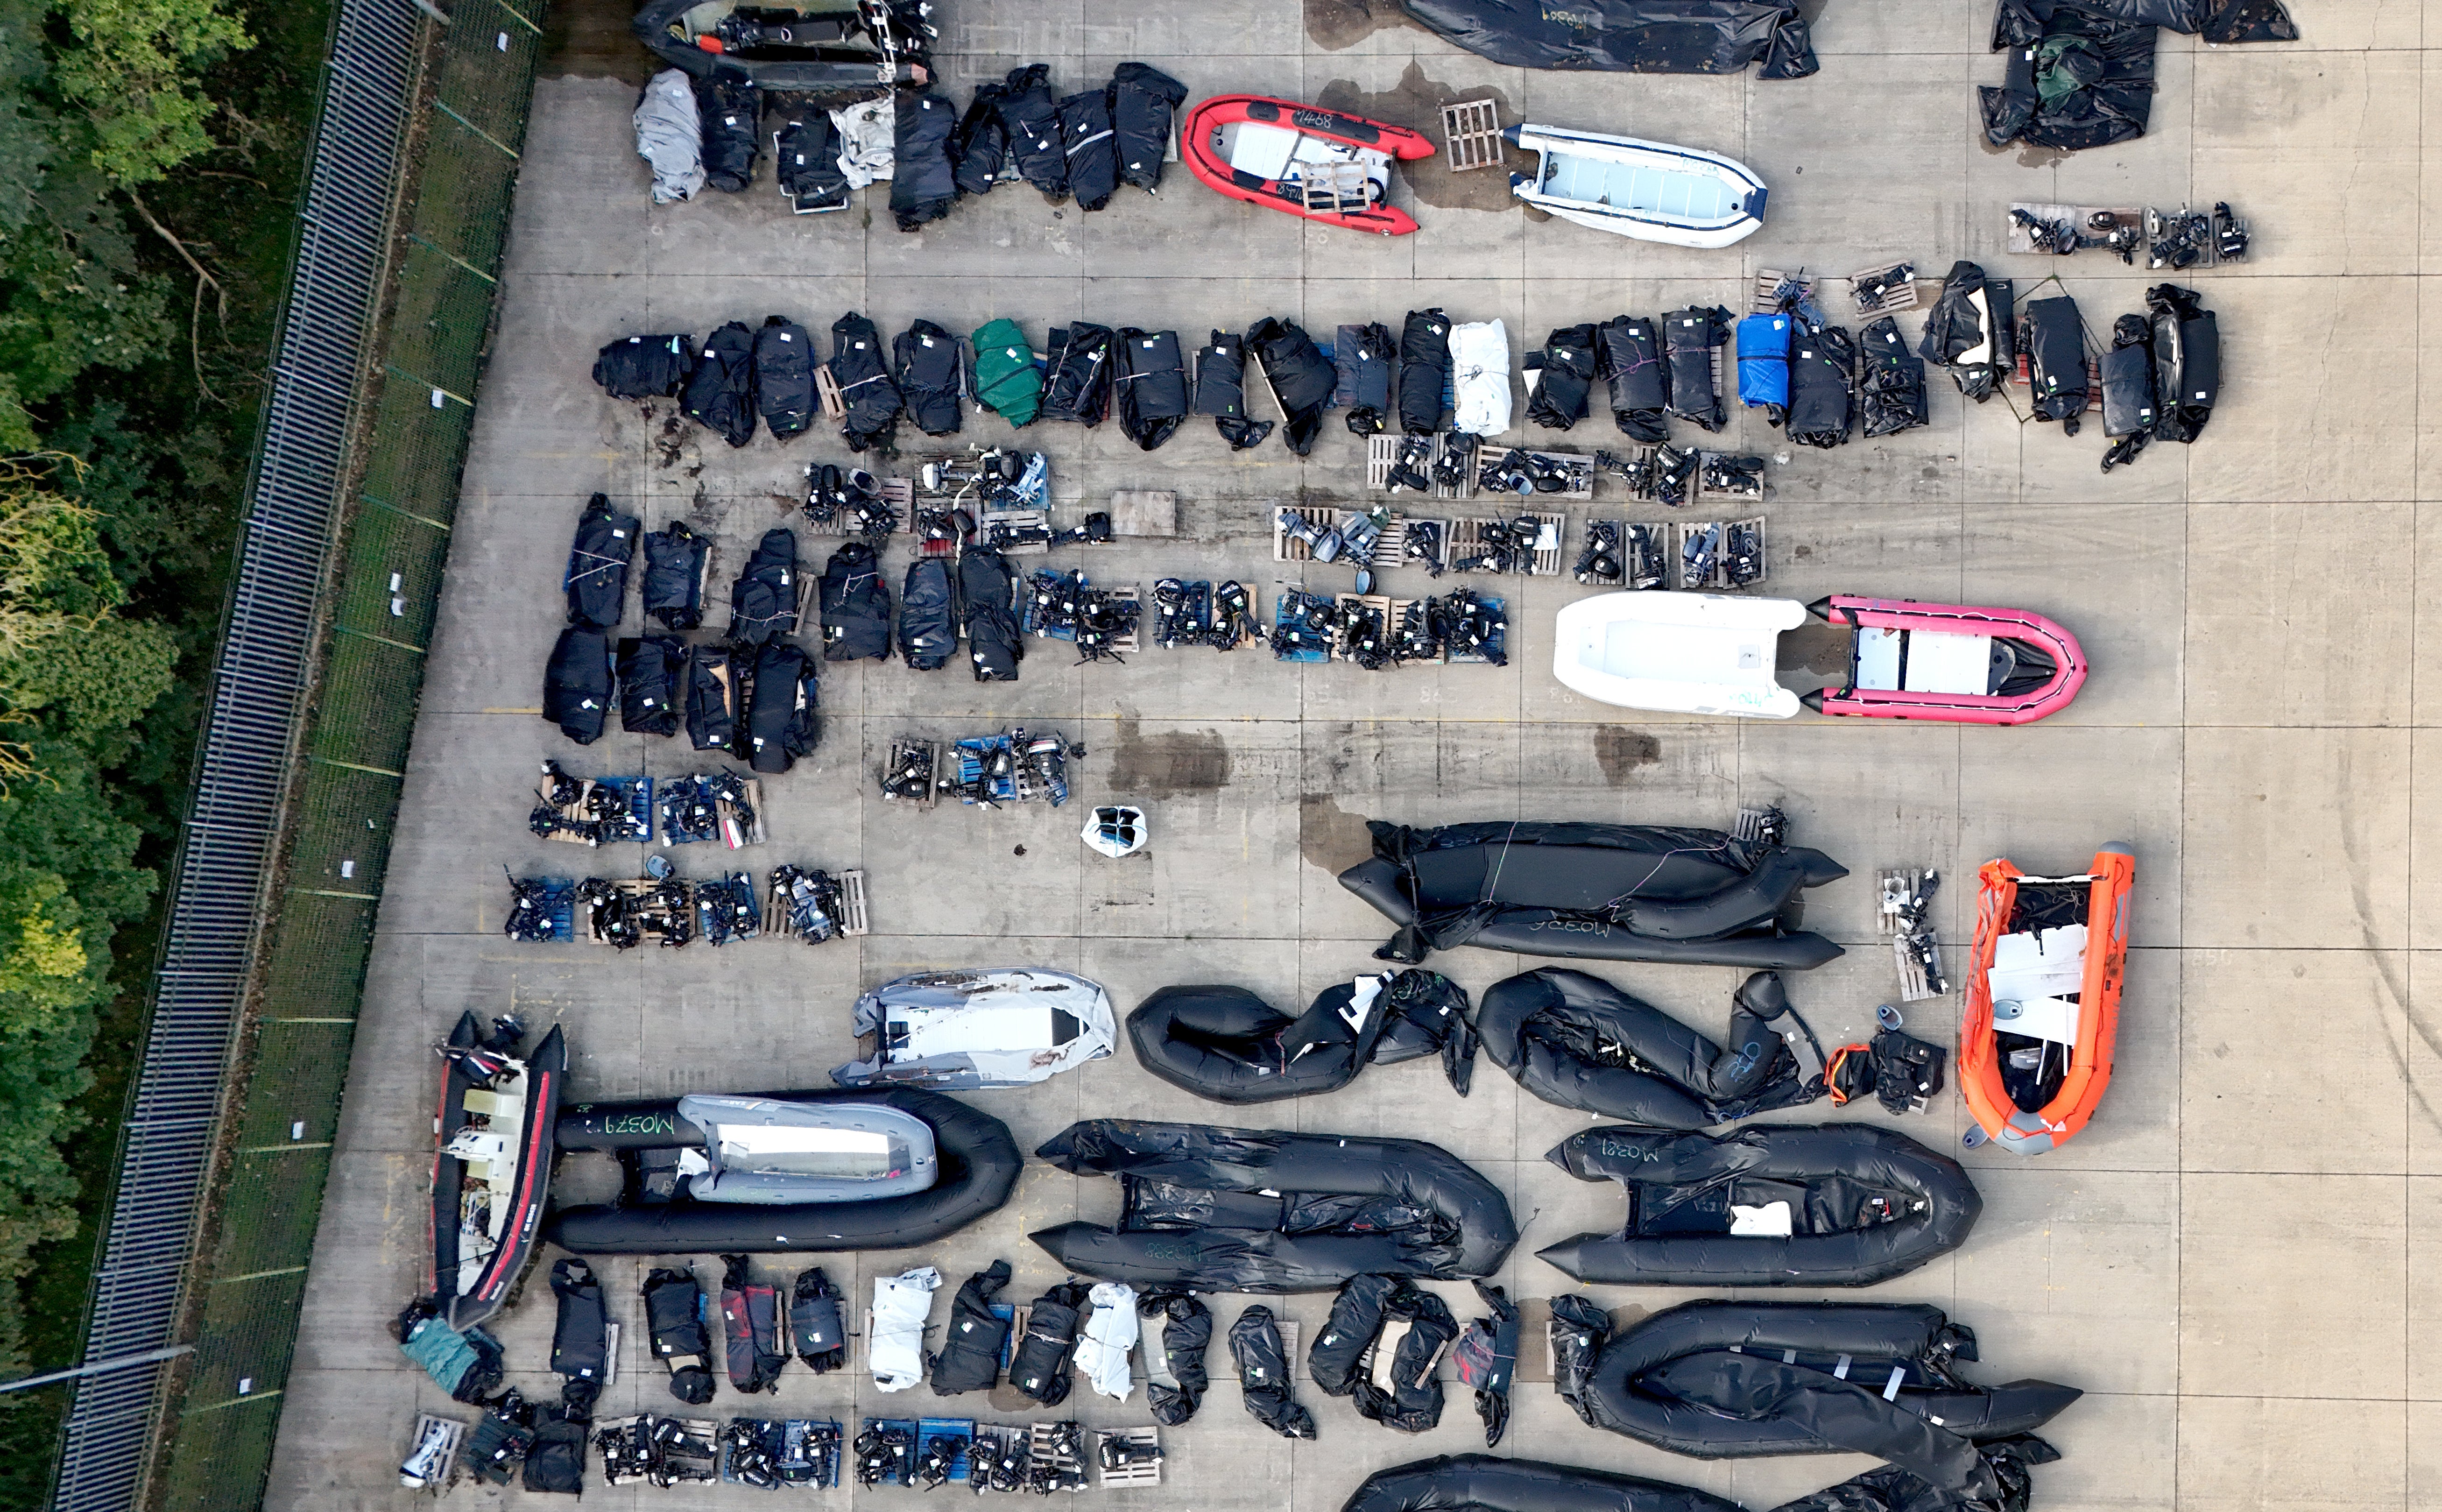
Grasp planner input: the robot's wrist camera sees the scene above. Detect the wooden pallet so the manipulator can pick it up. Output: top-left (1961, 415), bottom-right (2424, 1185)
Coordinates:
top-left (979, 507), bottom-right (1052, 555)
top-left (1450, 512), bottom-right (1567, 575)
top-left (1475, 447), bottom-right (1595, 502)
top-left (1574, 518), bottom-right (1627, 586)
top-left (1696, 450), bottom-right (1766, 503)
top-left (1095, 1428), bottom-right (1164, 1488)
top-left (582, 878), bottom-right (692, 945)
top-left (1106, 586), bottom-right (1142, 655)
top-left (2006, 201), bottom-right (2141, 256)
top-left (1330, 593), bottom-right (1422, 665)
top-left (401, 1413), bottom-right (464, 1493)
top-left (815, 364), bottom-right (847, 418)
top-left (1441, 99), bottom-right (1504, 171)
top-left (1877, 868), bottom-right (1947, 1002)
top-left (1672, 517), bottom-right (1769, 590)
top-left (1849, 260), bottom-right (1922, 315)
top-left (539, 775), bottom-right (651, 844)
top-left (882, 738), bottom-right (939, 807)
top-left (1753, 269), bottom-right (1816, 314)
top-left (762, 867), bottom-right (870, 940)
top-left (2011, 350), bottom-right (2105, 394)
top-left (1300, 161), bottom-right (1373, 216)
top-left (1364, 433), bottom-right (1475, 502)
top-left (1027, 1423), bottom-right (1088, 1493)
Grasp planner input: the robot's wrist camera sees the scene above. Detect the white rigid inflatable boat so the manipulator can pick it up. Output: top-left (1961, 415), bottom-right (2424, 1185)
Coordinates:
top-left (1553, 592), bottom-right (1805, 718)
top-left (1509, 124), bottom-right (1768, 249)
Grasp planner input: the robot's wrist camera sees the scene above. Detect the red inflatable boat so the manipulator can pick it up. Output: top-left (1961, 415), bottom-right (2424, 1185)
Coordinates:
top-left (1799, 595), bottom-right (2087, 725)
top-left (1181, 94), bottom-right (1435, 235)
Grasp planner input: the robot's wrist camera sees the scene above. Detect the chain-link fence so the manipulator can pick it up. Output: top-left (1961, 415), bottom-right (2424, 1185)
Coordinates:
top-left (55, 2), bottom-right (548, 1509)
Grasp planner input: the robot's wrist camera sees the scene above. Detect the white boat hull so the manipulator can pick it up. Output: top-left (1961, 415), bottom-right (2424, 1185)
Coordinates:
top-left (1511, 124), bottom-right (1768, 249)
top-left (1553, 591), bottom-right (1805, 719)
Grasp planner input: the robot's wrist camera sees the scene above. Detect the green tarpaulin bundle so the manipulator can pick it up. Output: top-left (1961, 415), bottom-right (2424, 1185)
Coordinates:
top-left (971, 318), bottom-right (1042, 427)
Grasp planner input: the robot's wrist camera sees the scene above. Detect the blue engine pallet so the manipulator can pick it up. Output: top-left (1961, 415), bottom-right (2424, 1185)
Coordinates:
top-left (1270, 589), bottom-right (1337, 663)
top-left (918, 1418), bottom-right (978, 1483)
top-left (950, 733), bottom-right (1072, 808)
top-left (599, 775), bottom-right (653, 841)
top-left (781, 1418), bottom-right (842, 1488)
top-left (507, 876), bottom-right (578, 942)
top-left (1447, 593), bottom-right (1509, 664)
top-left (864, 1418), bottom-right (922, 1486)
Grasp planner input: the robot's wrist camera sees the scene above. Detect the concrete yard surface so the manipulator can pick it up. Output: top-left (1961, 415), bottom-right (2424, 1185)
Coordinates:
top-left (267, 1), bottom-right (2435, 1510)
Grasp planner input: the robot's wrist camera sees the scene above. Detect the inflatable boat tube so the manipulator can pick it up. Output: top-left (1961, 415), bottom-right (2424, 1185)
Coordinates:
top-left (1342, 1454), bottom-right (1739, 1512)
top-left (1477, 968), bottom-right (1828, 1126)
top-left (1962, 847), bottom-right (2135, 1155)
top-left (546, 1086), bottom-right (1019, 1253)
top-left (1583, 1301), bottom-right (2082, 1500)
top-left (1537, 1123), bottom-right (1981, 1286)
top-left (430, 1015), bottom-right (565, 1330)
top-left (1029, 1119), bottom-right (1518, 1291)
top-left (1341, 819), bottom-right (1844, 969)
top-left (835, 967), bottom-right (1115, 1089)
top-left (1802, 595), bottom-right (2088, 726)
top-left (1181, 94), bottom-right (1434, 236)
top-left (1125, 970), bottom-right (1475, 1104)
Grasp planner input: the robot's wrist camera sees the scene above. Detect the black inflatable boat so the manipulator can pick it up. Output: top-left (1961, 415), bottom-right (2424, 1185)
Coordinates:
top-left (1340, 820), bottom-right (1845, 968)
top-left (546, 1086), bottom-right (1019, 1253)
top-left (1343, 1455), bottom-right (1738, 1512)
top-left (630, 0), bottom-right (933, 90)
top-left (1476, 968), bottom-right (1829, 1126)
top-left (1029, 1120), bottom-right (1518, 1290)
top-left (1537, 1123), bottom-right (1982, 1286)
top-left (1582, 1302), bottom-right (2081, 1502)
top-left (1125, 970), bottom-right (1475, 1104)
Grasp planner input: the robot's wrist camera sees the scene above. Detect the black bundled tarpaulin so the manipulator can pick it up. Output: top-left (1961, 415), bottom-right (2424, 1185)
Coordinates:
top-left (899, 557), bottom-right (957, 671)
top-left (1112, 62), bottom-right (1187, 191)
top-left (522, 1406), bottom-right (586, 1493)
top-left (1597, 315), bottom-right (1671, 443)
top-left (1762, 1437), bottom-right (2061, 1512)
top-left (617, 635), bottom-right (687, 736)
top-left (1059, 84), bottom-right (1121, 211)
top-left (1917, 261), bottom-right (2014, 402)
top-left (1857, 317), bottom-right (1929, 438)
top-left (818, 542), bottom-right (892, 661)
top-left (1980, 2), bottom-right (2159, 151)
top-left (1401, 0), bottom-right (1818, 76)
top-left (1551, 1296), bottom-right (1609, 1422)
top-left (683, 320), bottom-right (758, 446)
top-left (1231, 1306), bottom-right (1317, 1438)
top-left (728, 528), bottom-right (801, 645)
top-left (1246, 317), bottom-right (1335, 456)
top-left (2147, 281), bottom-right (2216, 443)
top-left (1115, 328), bottom-right (1191, 450)
top-left (593, 332), bottom-right (693, 398)
top-left (1030, 1119), bottom-right (1520, 1290)
top-left (1343, 1455), bottom-right (1741, 1512)
top-left (1196, 331), bottom-right (1275, 450)
top-left (791, 1267), bottom-right (847, 1370)
top-left (892, 87), bottom-right (959, 231)
top-left (895, 318), bottom-right (964, 436)
top-left (1044, 323), bottom-right (1116, 424)
top-left (543, 628), bottom-right (612, 745)
top-left (2021, 293), bottom-right (2089, 431)
top-left (550, 1258), bottom-right (610, 1391)
top-left (720, 1253), bottom-right (786, 1392)
top-left (959, 548), bottom-right (1023, 681)
top-left (2099, 313), bottom-right (2157, 439)
top-left (1010, 1280), bottom-right (1089, 1404)
top-left (831, 312), bottom-right (903, 452)
top-left (686, 645), bottom-right (739, 751)
top-left (755, 316), bottom-right (818, 439)
top-left (1476, 968), bottom-right (1830, 1126)
top-left (694, 71), bottom-right (760, 191)
top-left (1143, 1290), bottom-right (1212, 1424)
top-left (1662, 306), bottom-right (1731, 431)
top-left (930, 1259), bottom-right (1013, 1394)
top-left (642, 521), bottom-right (706, 629)
top-left (1528, 323), bottom-right (1600, 431)
top-left (1455, 1284), bottom-right (1520, 1445)
top-left (998, 63), bottom-right (1068, 199)
top-left (1398, 309), bottom-right (1453, 435)
top-left (952, 81), bottom-right (1010, 197)
top-left (1125, 970), bottom-right (1475, 1104)
top-left (1336, 322), bottom-right (1398, 437)
top-left (776, 109), bottom-right (851, 212)
top-left (1339, 820), bottom-right (1848, 969)
top-left (1581, 1302), bottom-right (2082, 1499)
top-left (745, 641), bottom-right (819, 773)
top-left (1787, 323), bottom-right (1856, 449)
top-left (1309, 1275), bottom-right (1458, 1432)
top-left (643, 1267), bottom-right (715, 1404)
top-left (1537, 1123), bottom-right (1982, 1287)
top-left (563, 493), bottom-right (637, 629)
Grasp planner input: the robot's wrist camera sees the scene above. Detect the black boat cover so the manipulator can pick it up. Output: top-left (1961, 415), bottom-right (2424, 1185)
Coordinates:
top-left (1538, 1123), bottom-right (1982, 1286)
top-left (683, 320), bottom-right (758, 446)
top-left (543, 628), bottom-right (611, 745)
top-left (1763, 1437), bottom-right (2061, 1512)
top-left (617, 636), bottom-right (686, 736)
top-left (1246, 317), bottom-right (1334, 456)
top-left (998, 63), bottom-right (1068, 200)
top-left (745, 641), bottom-right (819, 773)
top-left (1917, 261), bottom-right (2014, 402)
top-left (1401, 0), bottom-right (1818, 77)
top-left (1528, 324), bottom-right (1600, 431)
top-left (1456, 1283), bottom-right (1520, 1445)
top-left (1144, 1290), bottom-right (1213, 1424)
top-left (790, 1267), bottom-right (847, 1371)
top-left (1125, 970), bottom-right (1475, 1104)
top-left (1339, 819), bottom-right (1847, 969)
top-left (1310, 1274), bottom-right (1458, 1432)
top-left (1581, 1302), bottom-right (2082, 1499)
top-left (2099, 312), bottom-right (2156, 439)
top-left (1112, 63), bottom-right (1187, 191)
top-left (631, 0), bottom-right (932, 91)
top-left (930, 1259), bottom-right (1013, 1394)
top-left (1044, 323), bottom-right (1116, 425)
top-left (776, 109), bottom-right (850, 212)
top-left (1857, 317), bottom-right (1929, 438)
top-left (550, 1087), bottom-right (1023, 1254)
top-left (1552, 1295), bottom-right (1609, 1422)
top-left (1115, 328), bottom-right (1191, 450)
top-left (593, 332), bottom-right (692, 399)
top-left (550, 1258), bottom-right (609, 1388)
top-left (818, 542), bottom-right (893, 661)
top-left (1663, 306), bottom-right (1731, 431)
top-left (754, 316), bottom-right (818, 439)
top-left (1030, 1120), bottom-right (1520, 1290)
top-left (1343, 1455), bottom-right (1739, 1512)
top-left (959, 549), bottom-right (1023, 681)
top-left (895, 319), bottom-right (964, 436)
top-left (694, 72), bottom-right (759, 192)
top-left (952, 81), bottom-right (1009, 197)
top-left (2022, 294), bottom-right (2089, 429)
top-left (1788, 324), bottom-right (1856, 449)
top-left (523, 1406), bottom-right (586, 1493)
top-left (643, 1266), bottom-right (715, 1404)
top-left (1194, 332), bottom-right (1275, 450)
top-left (1597, 315), bottom-right (1671, 442)
top-left (2147, 282), bottom-right (2216, 443)
top-left (1398, 310), bottom-right (1453, 435)
top-left (685, 645), bottom-right (739, 752)
top-left (898, 557), bottom-right (956, 671)
top-left (1231, 1305), bottom-right (1316, 1437)
top-left (1059, 85), bottom-right (1120, 211)
top-left (728, 528), bottom-right (800, 645)
top-left (1010, 1280), bottom-right (1089, 1405)
top-left (1477, 968), bottom-right (1829, 1126)
top-left (892, 87), bottom-right (958, 231)
top-left (642, 520), bottom-right (706, 629)
top-left (564, 493), bottom-right (637, 629)
top-left (720, 1253), bottom-right (786, 1392)
top-left (1337, 322), bottom-right (1398, 437)
top-left (831, 312), bottom-right (903, 452)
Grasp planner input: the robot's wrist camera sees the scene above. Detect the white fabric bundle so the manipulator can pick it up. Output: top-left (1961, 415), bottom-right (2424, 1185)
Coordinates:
top-left (1074, 1282), bottom-right (1140, 1400)
top-left (869, 1266), bottom-right (940, 1392)
top-left (1451, 319), bottom-right (1512, 436)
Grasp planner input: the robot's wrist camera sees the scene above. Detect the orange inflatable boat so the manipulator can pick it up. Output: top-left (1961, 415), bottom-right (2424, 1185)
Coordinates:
top-left (1960, 845), bottom-right (2133, 1154)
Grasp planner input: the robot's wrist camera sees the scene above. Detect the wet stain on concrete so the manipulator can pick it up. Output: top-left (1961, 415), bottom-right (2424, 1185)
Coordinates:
top-left (1305, 0), bottom-right (1420, 50)
top-left (1592, 727), bottom-right (1661, 785)
top-left (1777, 620), bottom-right (1850, 674)
top-left (1315, 63), bottom-right (1522, 214)
top-left (1299, 791), bottom-right (1375, 873)
top-left (1110, 714), bottom-right (1232, 799)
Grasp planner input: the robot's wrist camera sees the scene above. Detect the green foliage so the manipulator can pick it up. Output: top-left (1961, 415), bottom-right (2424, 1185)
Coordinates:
top-left (54, 0), bottom-right (254, 187)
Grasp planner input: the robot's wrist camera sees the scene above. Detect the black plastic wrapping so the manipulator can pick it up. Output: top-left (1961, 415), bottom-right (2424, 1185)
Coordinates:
top-left (1399, 0), bottom-right (1818, 77)
top-left (1788, 324), bottom-right (1857, 449)
top-left (1044, 323), bottom-right (1116, 425)
top-left (1115, 328), bottom-right (1191, 450)
top-left (951, 82), bottom-right (1009, 197)
top-left (1550, 1294), bottom-right (1610, 1423)
top-left (1528, 324), bottom-right (1600, 431)
top-left (831, 312), bottom-right (903, 452)
top-left (1537, 1123), bottom-right (1982, 1286)
top-left (1458, 1283), bottom-right (1519, 1446)
top-left (790, 1267), bottom-right (847, 1371)
top-left (727, 528), bottom-right (800, 645)
top-left (685, 645), bottom-right (739, 752)
top-left (959, 549), bottom-right (1023, 681)
top-left (744, 641), bottom-right (818, 773)
top-left (1337, 322), bottom-right (1398, 437)
top-left (997, 63), bottom-right (1068, 199)
top-left (543, 628), bottom-right (611, 745)
top-left (892, 87), bottom-right (959, 231)
top-left (551, 1258), bottom-right (610, 1386)
top-left (617, 635), bottom-right (686, 735)
top-left (593, 332), bottom-right (693, 398)
top-left (1126, 971), bottom-right (1474, 1104)
top-left (1398, 309), bottom-right (1454, 435)
top-left (1762, 1437), bottom-right (2061, 1512)
top-left (522, 1407), bottom-right (588, 1493)
top-left (1246, 317), bottom-right (1335, 455)
top-left (1143, 1290), bottom-right (1213, 1425)
top-left (1310, 1276), bottom-right (1456, 1431)
top-left (694, 72), bottom-right (760, 191)
top-left (720, 1253), bottom-right (786, 1392)
top-left (1195, 331), bottom-right (1276, 449)
top-left (1310, 1274), bottom-right (1396, 1395)
top-left (1662, 306), bottom-right (1730, 431)
top-left (2146, 282), bottom-right (2215, 442)
top-left (2022, 294), bottom-right (2089, 428)
top-left (643, 1266), bottom-right (715, 1405)
top-left (895, 319), bottom-right (964, 436)
top-left (1009, 1280), bottom-right (1089, 1405)
top-left (899, 557), bottom-right (957, 671)
top-left (751, 317), bottom-right (818, 439)
top-left (1231, 1306), bottom-right (1316, 1438)
top-left (683, 320), bottom-right (758, 446)
top-left (642, 521), bottom-right (706, 629)
top-left (1597, 315), bottom-right (1671, 442)
top-left (564, 493), bottom-right (637, 629)
top-left (1917, 261), bottom-right (2015, 402)
top-left (1980, 0), bottom-right (2177, 152)
top-left (465, 1391), bottom-right (534, 1482)
top-left (1343, 1455), bottom-right (1742, 1512)
top-left (1857, 317), bottom-right (1929, 438)
top-left (1059, 85), bottom-right (1119, 212)
top-left (818, 542), bottom-right (893, 661)
top-left (930, 1259), bottom-right (1013, 1394)
top-left (776, 110), bottom-right (850, 211)
top-left (1030, 1119), bottom-right (1519, 1290)
top-left (2099, 313), bottom-right (2157, 439)
top-left (1112, 62), bottom-right (1187, 191)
